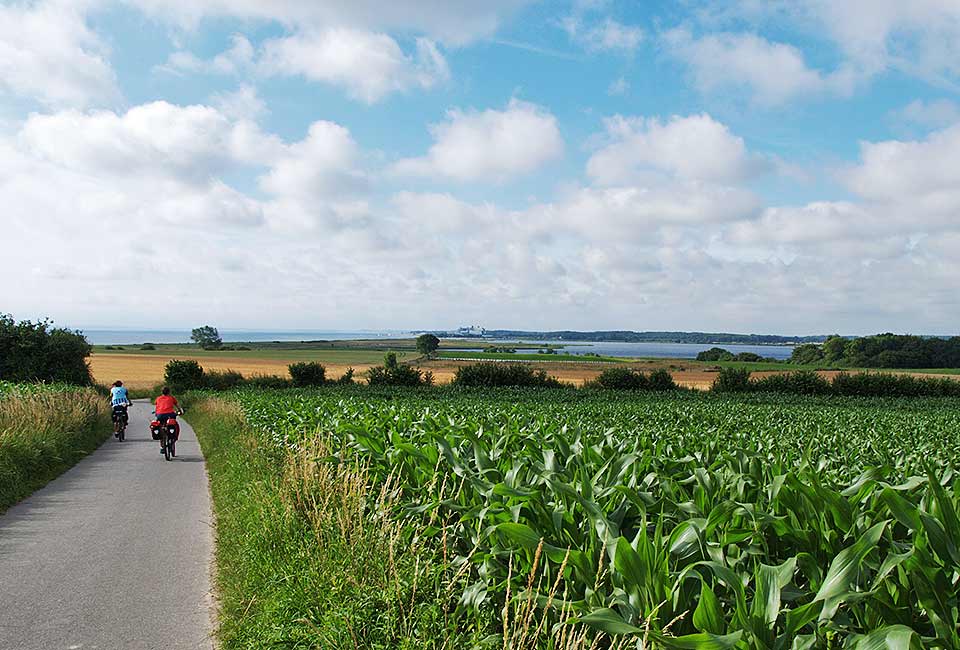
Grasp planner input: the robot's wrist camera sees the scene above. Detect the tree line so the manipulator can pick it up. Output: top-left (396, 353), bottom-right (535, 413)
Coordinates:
top-left (790, 334), bottom-right (960, 368)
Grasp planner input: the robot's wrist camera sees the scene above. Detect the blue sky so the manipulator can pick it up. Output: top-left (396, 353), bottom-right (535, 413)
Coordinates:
top-left (2, 0), bottom-right (960, 334)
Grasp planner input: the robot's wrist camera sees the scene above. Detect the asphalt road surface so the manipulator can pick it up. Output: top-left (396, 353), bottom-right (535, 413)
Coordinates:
top-left (0, 400), bottom-right (214, 649)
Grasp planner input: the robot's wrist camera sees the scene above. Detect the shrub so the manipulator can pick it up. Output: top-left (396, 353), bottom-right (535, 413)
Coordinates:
top-left (245, 374), bottom-right (292, 389)
top-left (336, 368), bottom-right (355, 385)
top-left (0, 315), bottom-right (93, 385)
top-left (205, 369), bottom-right (246, 390)
top-left (451, 363), bottom-right (564, 388)
top-left (141, 343), bottom-right (156, 350)
top-left (832, 372), bottom-right (960, 398)
top-left (711, 367), bottom-right (753, 393)
top-left (754, 370), bottom-right (833, 395)
top-left (289, 362), bottom-right (327, 387)
top-left (367, 353), bottom-right (431, 387)
top-left (734, 352), bottom-right (764, 362)
top-left (648, 368), bottom-right (678, 391)
top-left (591, 367), bottom-right (649, 390)
top-left (164, 359), bottom-right (205, 391)
top-left (697, 347), bottom-right (734, 361)
top-left (415, 334), bottom-right (440, 355)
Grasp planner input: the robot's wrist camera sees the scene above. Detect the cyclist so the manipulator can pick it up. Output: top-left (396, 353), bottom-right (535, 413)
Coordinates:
top-left (110, 380), bottom-right (131, 436)
top-left (154, 387), bottom-right (182, 453)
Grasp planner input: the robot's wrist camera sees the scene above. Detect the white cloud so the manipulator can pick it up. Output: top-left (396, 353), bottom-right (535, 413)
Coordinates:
top-left (160, 33), bottom-right (254, 75)
top-left (844, 124), bottom-right (960, 216)
top-left (122, 0), bottom-right (531, 46)
top-left (562, 17), bottom-right (643, 53)
top-left (212, 84), bottom-right (267, 121)
top-left (798, 1), bottom-right (960, 83)
top-left (698, 1), bottom-right (960, 88)
top-left (392, 99), bottom-right (563, 182)
top-left (19, 101), bottom-right (281, 184)
top-left (259, 120), bottom-right (367, 203)
top-left (663, 28), bottom-right (855, 105)
top-left (587, 113), bottom-right (766, 185)
top-left (893, 99), bottom-right (960, 129)
top-left (259, 29), bottom-right (449, 103)
top-left (0, 0), bottom-right (118, 108)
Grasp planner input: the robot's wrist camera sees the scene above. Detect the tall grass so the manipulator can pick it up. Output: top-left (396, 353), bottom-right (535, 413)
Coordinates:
top-left (0, 382), bottom-right (111, 511)
top-left (189, 396), bottom-right (609, 649)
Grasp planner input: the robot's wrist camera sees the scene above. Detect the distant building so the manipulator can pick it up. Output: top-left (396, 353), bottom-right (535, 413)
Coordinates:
top-left (455, 325), bottom-right (486, 336)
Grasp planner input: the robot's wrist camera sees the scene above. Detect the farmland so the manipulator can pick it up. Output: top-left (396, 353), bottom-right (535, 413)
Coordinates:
top-left (90, 339), bottom-right (960, 391)
top-left (191, 386), bottom-right (960, 648)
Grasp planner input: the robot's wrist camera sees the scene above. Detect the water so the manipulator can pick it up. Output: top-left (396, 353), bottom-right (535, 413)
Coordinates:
top-left (83, 329), bottom-right (414, 345)
top-left (82, 329), bottom-right (795, 360)
top-left (472, 339), bottom-right (796, 360)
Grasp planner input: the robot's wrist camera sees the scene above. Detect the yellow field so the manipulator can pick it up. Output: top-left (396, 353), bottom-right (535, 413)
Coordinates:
top-left (92, 352), bottom-right (960, 391)
top-left (89, 353), bottom-right (371, 390)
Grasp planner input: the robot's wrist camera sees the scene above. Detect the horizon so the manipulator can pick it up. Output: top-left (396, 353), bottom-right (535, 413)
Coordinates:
top-left (34, 323), bottom-right (960, 340)
top-left (3, 2), bottom-right (959, 332)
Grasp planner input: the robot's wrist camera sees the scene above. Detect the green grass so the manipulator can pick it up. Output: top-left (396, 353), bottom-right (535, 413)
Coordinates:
top-left (93, 345), bottom-right (407, 365)
top-left (437, 351), bottom-right (626, 363)
top-left (0, 382), bottom-right (111, 512)
top-left (188, 398), bottom-right (465, 649)
top-left (195, 386), bottom-right (960, 648)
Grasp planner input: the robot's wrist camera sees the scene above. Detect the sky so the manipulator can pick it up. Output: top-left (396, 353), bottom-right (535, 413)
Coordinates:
top-left (2, 0), bottom-right (959, 335)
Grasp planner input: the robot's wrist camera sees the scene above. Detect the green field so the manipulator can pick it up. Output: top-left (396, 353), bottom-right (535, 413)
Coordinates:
top-left (192, 386), bottom-right (960, 648)
top-left (436, 351), bottom-right (627, 363)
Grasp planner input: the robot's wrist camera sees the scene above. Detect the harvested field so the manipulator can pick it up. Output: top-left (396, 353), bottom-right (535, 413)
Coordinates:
top-left (92, 352), bottom-right (960, 391)
top-left (89, 353), bottom-right (373, 390)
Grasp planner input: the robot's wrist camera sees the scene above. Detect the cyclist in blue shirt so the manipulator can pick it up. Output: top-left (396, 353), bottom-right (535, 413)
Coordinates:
top-left (110, 381), bottom-right (131, 436)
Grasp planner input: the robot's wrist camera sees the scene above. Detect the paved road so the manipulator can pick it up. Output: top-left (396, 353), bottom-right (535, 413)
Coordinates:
top-left (0, 400), bottom-right (214, 650)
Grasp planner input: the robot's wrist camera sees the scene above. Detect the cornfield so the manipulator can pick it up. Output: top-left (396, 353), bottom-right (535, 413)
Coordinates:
top-left (231, 388), bottom-right (960, 648)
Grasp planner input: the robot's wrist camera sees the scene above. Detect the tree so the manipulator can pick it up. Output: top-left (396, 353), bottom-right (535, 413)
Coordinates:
top-left (0, 314), bottom-right (92, 385)
top-left (416, 334), bottom-right (440, 355)
top-left (822, 335), bottom-right (846, 363)
top-left (790, 344), bottom-right (824, 365)
top-left (191, 325), bottom-right (222, 350)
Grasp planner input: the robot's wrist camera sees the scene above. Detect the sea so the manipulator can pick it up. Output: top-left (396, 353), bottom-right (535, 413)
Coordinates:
top-left (83, 329), bottom-right (414, 345)
top-left (84, 329), bottom-right (795, 360)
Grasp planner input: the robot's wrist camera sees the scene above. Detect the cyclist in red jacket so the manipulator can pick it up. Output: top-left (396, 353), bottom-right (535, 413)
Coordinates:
top-left (154, 387), bottom-right (183, 453)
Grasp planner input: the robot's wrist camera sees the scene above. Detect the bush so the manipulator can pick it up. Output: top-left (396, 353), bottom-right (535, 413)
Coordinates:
top-left (415, 334), bottom-right (440, 355)
top-left (711, 367), bottom-right (753, 393)
top-left (205, 369), bottom-right (246, 391)
top-left (164, 359), bottom-right (205, 391)
top-left (451, 363), bottom-right (564, 388)
top-left (832, 372), bottom-right (960, 398)
top-left (141, 343), bottom-right (156, 350)
top-left (648, 368), bottom-right (678, 391)
top-left (590, 367), bottom-right (649, 390)
top-left (0, 315), bottom-right (93, 385)
top-left (289, 362), bottom-right (327, 387)
top-left (366, 353), bottom-right (431, 387)
top-left (336, 368), bottom-right (355, 385)
top-left (245, 374), bottom-right (292, 389)
top-left (734, 352), bottom-right (764, 362)
top-left (697, 347), bottom-right (734, 361)
top-left (753, 370), bottom-right (833, 395)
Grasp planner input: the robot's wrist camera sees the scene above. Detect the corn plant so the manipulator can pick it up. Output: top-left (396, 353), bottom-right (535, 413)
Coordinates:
top-left (232, 387), bottom-right (960, 648)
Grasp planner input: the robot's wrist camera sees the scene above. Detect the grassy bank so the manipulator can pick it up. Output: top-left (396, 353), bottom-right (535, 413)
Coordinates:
top-left (0, 382), bottom-right (111, 512)
top-left (188, 397), bottom-right (463, 649)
